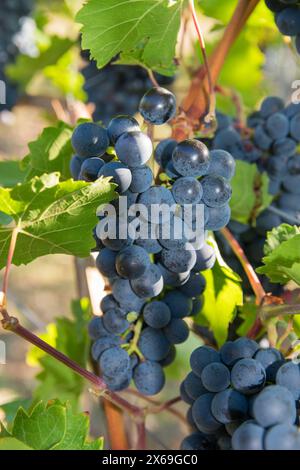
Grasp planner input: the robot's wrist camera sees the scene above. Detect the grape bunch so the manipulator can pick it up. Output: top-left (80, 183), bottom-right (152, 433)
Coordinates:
top-left (265, 0), bottom-right (300, 54)
top-left (0, 0), bottom-right (34, 112)
top-left (70, 87), bottom-right (235, 395)
top-left (181, 339), bottom-right (300, 450)
top-left (209, 96), bottom-right (300, 292)
top-left (81, 56), bottom-right (174, 125)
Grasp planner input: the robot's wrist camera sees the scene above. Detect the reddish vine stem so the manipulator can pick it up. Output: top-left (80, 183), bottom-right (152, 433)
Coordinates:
top-left (221, 227), bottom-right (266, 305)
top-left (136, 420), bottom-right (147, 450)
top-left (188, 0), bottom-right (215, 122)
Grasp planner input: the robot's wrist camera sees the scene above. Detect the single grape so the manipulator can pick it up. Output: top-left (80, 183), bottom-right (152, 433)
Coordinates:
top-left (100, 346), bottom-right (131, 378)
top-left (129, 166), bottom-right (153, 193)
top-left (96, 248), bottom-right (118, 278)
top-left (231, 358), bottom-right (266, 395)
top-left (252, 385), bottom-right (296, 427)
top-left (138, 327), bottom-right (170, 361)
top-left (180, 432), bottom-right (215, 451)
top-left (103, 369), bottom-right (132, 391)
top-left (272, 137), bottom-right (297, 157)
top-left (192, 243), bottom-right (216, 272)
top-left (103, 307), bottom-right (129, 334)
top-left (71, 122), bottom-right (109, 158)
top-left (201, 175), bottom-right (232, 208)
top-left (205, 204), bottom-right (231, 231)
top-left (79, 157), bottom-right (105, 182)
top-left (180, 272), bottom-right (206, 297)
top-left (100, 294), bottom-right (119, 313)
top-left (157, 262), bottom-right (190, 287)
top-left (161, 245), bottom-right (197, 274)
top-left (162, 291), bottom-right (193, 318)
top-left (192, 393), bottom-right (223, 434)
top-left (275, 7), bottom-right (300, 36)
top-left (115, 131), bottom-right (152, 167)
top-left (172, 139), bottom-right (210, 177)
top-left (130, 263), bottom-right (164, 298)
top-left (254, 347), bottom-right (283, 369)
top-left (115, 245), bottom-right (150, 280)
top-left (232, 420), bottom-right (265, 450)
top-left (98, 161), bottom-right (132, 193)
top-left (275, 361), bottom-right (300, 399)
top-left (88, 316), bottom-right (108, 340)
top-left (184, 371), bottom-right (207, 400)
top-left (112, 278), bottom-right (145, 312)
top-left (260, 96), bottom-right (284, 118)
top-left (266, 112), bottom-right (289, 139)
top-left (265, 0), bottom-right (285, 13)
top-left (135, 236), bottom-right (162, 254)
top-left (180, 381), bottom-right (194, 405)
top-left (137, 185), bottom-right (176, 223)
top-left (70, 155), bottom-right (83, 180)
top-left (143, 301), bottom-right (171, 329)
top-left (154, 139), bottom-right (177, 168)
top-left (107, 115), bottom-right (140, 144)
top-left (208, 150), bottom-right (236, 180)
top-left (164, 318), bottom-right (189, 344)
top-left (133, 361), bottom-right (165, 395)
top-left (253, 125), bottom-right (272, 150)
top-left (282, 174), bottom-right (300, 194)
top-left (201, 362), bottom-right (231, 393)
top-left (159, 344), bottom-right (176, 367)
top-left (265, 424), bottom-right (300, 450)
top-left (91, 335), bottom-right (122, 361)
top-left (139, 87), bottom-right (176, 125)
top-left (172, 177), bottom-right (203, 205)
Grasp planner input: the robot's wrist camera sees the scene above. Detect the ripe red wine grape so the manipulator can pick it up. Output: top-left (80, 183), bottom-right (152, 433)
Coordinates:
top-left (139, 87), bottom-right (176, 125)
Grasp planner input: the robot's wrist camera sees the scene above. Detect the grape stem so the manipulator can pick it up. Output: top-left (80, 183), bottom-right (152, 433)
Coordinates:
top-left (220, 227), bottom-right (267, 305)
top-left (147, 69), bottom-right (159, 88)
top-left (188, 0), bottom-right (216, 123)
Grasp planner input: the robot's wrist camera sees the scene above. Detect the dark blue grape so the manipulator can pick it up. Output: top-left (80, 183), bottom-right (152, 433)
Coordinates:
top-left (272, 137), bottom-right (297, 157)
top-left (254, 347), bottom-right (283, 369)
top-left (252, 385), bottom-right (296, 427)
top-left (70, 155), bottom-right (83, 180)
top-left (275, 7), bottom-right (300, 36)
top-left (79, 157), bottom-right (105, 182)
top-left (71, 122), bottom-right (109, 158)
top-left (192, 393), bottom-right (223, 434)
top-left (180, 380), bottom-right (194, 405)
top-left (100, 346), bottom-right (131, 377)
top-left (290, 112), bottom-right (300, 141)
top-left (103, 369), bottom-right (132, 391)
top-left (208, 150), bottom-right (236, 180)
top-left (138, 327), bottom-right (170, 361)
top-left (103, 307), bottom-right (129, 334)
top-left (172, 177), bottom-right (203, 205)
top-left (129, 165), bottom-right (153, 193)
top-left (275, 361), bottom-right (300, 399)
top-left (115, 245), bottom-right (150, 280)
top-left (156, 216), bottom-right (192, 250)
top-left (265, 424), bottom-right (300, 450)
top-left (159, 344), bottom-right (176, 367)
top-left (213, 127), bottom-right (241, 150)
top-left (98, 161), bottom-right (132, 193)
top-left (205, 204), bottom-right (231, 231)
top-left (139, 87), bottom-right (176, 125)
top-left (254, 125), bottom-right (272, 150)
top-left (192, 243), bottom-right (216, 272)
top-left (112, 278), bottom-right (145, 311)
top-left (164, 318), bottom-right (189, 344)
top-left (283, 173), bottom-right (300, 194)
top-left (211, 389), bottom-right (248, 424)
top-left (232, 420), bottom-right (265, 450)
top-left (231, 358), bottom-right (266, 395)
top-left (180, 432), bottom-right (215, 450)
top-left (130, 263), bottom-right (164, 298)
top-left (161, 245), bottom-right (197, 274)
top-left (220, 338), bottom-right (259, 367)
top-left (184, 372), bottom-right (208, 400)
top-left (201, 362), bottom-right (230, 392)
top-left (265, 0), bottom-right (285, 13)
top-left (172, 140), bottom-right (210, 177)
top-left (278, 192), bottom-right (300, 210)
top-left (201, 175), bottom-right (232, 208)
top-left (190, 346), bottom-right (220, 377)
top-left (107, 115), bottom-right (140, 144)
top-left (154, 139), bottom-right (177, 168)
top-left (96, 248), bottom-right (118, 278)
top-left (135, 236), bottom-right (162, 254)
top-left (266, 112), bottom-right (289, 139)
top-left (260, 96), bottom-right (284, 118)
top-left (255, 210), bottom-right (281, 235)
top-left (180, 272), bottom-right (206, 297)
top-left (137, 185), bottom-right (175, 223)
top-left (88, 316), bottom-right (108, 340)
top-left (190, 297), bottom-right (203, 316)
top-left (115, 131), bottom-right (152, 168)
top-left (162, 291), bottom-right (192, 318)
top-left (143, 300), bottom-right (171, 328)
top-left (288, 154), bottom-right (300, 174)
top-left (157, 262), bottom-right (190, 287)
top-left (133, 360), bottom-right (165, 395)
top-left (100, 294), bottom-right (119, 313)
top-left (91, 335), bottom-right (121, 361)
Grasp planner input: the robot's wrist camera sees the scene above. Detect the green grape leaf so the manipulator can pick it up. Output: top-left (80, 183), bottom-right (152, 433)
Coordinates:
top-left (76, 0), bottom-right (183, 75)
top-left (0, 399), bottom-right (32, 424)
top-left (230, 161), bottom-right (273, 224)
top-left (0, 161), bottom-right (26, 187)
top-left (195, 240), bottom-right (243, 346)
top-left (257, 224), bottom-right (300, 285)
top-left (236, 303), bottom-right (258, 337)
top-left (27, 299), bottom-right (91, 408)
top-left (23, 122), bottom-right (74, 181)
top-left (0, 401), bottom-right (102, 450)
top-left (0, 438), bottom-right (33, 450)
top-left (6, 36), bottom-right (75, 90)
top-left (0, 173), bottom-right (116, 268)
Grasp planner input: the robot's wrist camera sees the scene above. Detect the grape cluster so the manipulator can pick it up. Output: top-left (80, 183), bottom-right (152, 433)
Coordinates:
top-left (81, 56), bottom-right (174, 125)
top-left (181, 339), bottom-right (300, 450)
top-left (265, 0), bottom-right (300, 54)
top-left (71, 87), bottom-right (235, 395)
top-left (0, 0), bottom-right (34, 112)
